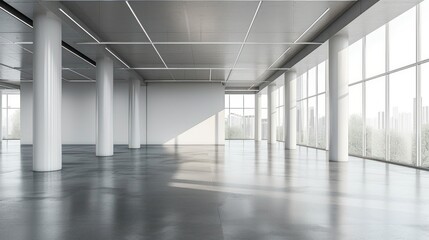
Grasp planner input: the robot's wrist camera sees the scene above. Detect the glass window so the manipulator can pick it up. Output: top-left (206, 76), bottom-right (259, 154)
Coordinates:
top-left (317, 94), bottom-right (326, 149)
top-left (389, 67), bottom-right (416, 165)
top-left (308, 97), bottom-right (317, 147)
top-left (244, 109), bottom-right (255, 139)
top-left (225, 94), bottom-right (255, 140)
top-left (366, 25), bottom-right (386, 78)
top-left (365, 77), bottom-right (386, 159)
top-left (308, 67), bottom-right (317, 96)
top-left (421, 0), bottom-right (429, 61)
top-left (349, 84), bottom-right (363, 155)
top-left (421, 63), bottom-right (429, 167)
top-left (244, 94), bottom-right (255, 108)
top-left (229, 109), bottom-right (244, 139)
top-left (298, 100), bottom-right (307, 145)
top-left (348, 39), bottom-right (363, 84)
top-left (389, 7), bottom-right (416, 70)
top-left (302, 72), bottom-right (307, 99)
top-left (318, 61), bottom-right (326, 93)
top-left (1, 92), bottom-right (21, 140)
top-left (225, 95), bottom-right (229, 108)
top-left (230, 94), bottom-right (243, 108)
top-left (277, 106), bottom-right (284, 141)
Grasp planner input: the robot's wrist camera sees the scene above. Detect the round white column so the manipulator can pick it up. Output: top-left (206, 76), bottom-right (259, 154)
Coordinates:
top-left (128, 76), bottom-right (140, 149)
top-left (328, 34), bottom-right (349, 162)
top-left (33, 5), bottom-right (62, 171)
top-left (96, 54), bottom-right (114, 156)
top-left (284, 71), bottom-right (297, 150)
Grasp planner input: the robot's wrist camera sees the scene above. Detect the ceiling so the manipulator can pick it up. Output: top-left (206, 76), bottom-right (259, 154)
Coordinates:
top-left (0, 0), bottom-right (357, 90)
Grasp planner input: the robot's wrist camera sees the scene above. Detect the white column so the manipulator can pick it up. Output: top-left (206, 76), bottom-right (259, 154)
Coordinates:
top-left (267, 84), bottom-right (275, 144)
top-left (96, 53), bottom-right (114, 156)
top-left (255, 93), bottom-right (261, 141)
top-left (32, 5), bottom-right (62, 171)
top-left (328, 34), bottom-right (349, 162)
top-left (128, 75), bottom-right (140, 149)
top-left (284, 71), bottom-right (297, 150)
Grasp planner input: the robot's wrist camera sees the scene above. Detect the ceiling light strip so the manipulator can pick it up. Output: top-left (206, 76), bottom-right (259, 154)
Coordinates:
top-left (226, 1), bottom-right (262, 82)
top-left (59, 8), bottom-right (100, 43)
top-left (267, 8), bottom-right (330, 70)
top-left (125, 1), bottom-right (169, 69)
top-left (62, 41), bottom-right (96, 67)
top-left (0, 2), bottom-right (33, 28)
top-left (124, 67), bottom-right (290, 71)
top-left (76, 41), bottom-right (323, 45)
top-left (105, 47), bottom-right (130, 68)
top-left (65, 68), bottom-right (94, 81)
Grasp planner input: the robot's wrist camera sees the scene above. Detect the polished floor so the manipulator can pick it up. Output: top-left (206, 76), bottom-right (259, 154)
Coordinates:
top-left (1, 140), bottom-right (429, 240)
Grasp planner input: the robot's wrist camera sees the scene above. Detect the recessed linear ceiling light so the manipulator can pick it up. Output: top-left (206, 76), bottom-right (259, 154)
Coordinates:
top-left (125, 1), bottom-right (169, 69)
top-left (59, 8), bottom-right (100, 43)
top-left (63, 46), bottom-right (96, 67)
top-left (226, 0), bottom-right (262, 82)
top-left (267, 8), bottom-right (330, 70)
top-left (105, 47), bottom-right (130, 69)
top-left (0, 6), bottom-right (33, 28)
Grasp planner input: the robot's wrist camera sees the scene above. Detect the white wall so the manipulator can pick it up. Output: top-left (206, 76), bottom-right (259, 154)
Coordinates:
top-left (147, 83), bottom-right (224, 145)
top-left (21, 81), bottom-right (147, 145)
top-left (21, 81), bottom-right (223, 145)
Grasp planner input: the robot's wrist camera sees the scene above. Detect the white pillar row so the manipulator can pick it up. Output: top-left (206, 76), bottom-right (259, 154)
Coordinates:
top-left (128, 75), bottom-right (141, 149)
top-left (32, 5), bottom-right (62, 171)
top-left (267, 84), bottom-right (276, 144)
top-left (284, 70), bottom-right (297, 150)
top-left (96, 53), bottom-right (114, 156)
top-left (328, 33), bottom-right (349, 162)
top-left (254, 93), bottom-right (261, 141)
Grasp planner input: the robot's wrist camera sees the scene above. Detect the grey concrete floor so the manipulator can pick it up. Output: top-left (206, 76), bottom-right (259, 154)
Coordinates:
top-left (1, 140), bottom-right (429, 240)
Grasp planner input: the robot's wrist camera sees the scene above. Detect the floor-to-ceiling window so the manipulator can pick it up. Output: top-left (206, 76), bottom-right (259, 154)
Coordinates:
top-left (346, 3), bottom-right (429, 168)
top-left (2, 91), bottom-right (20, 140)
top-left (225, 94), bottom-right (255, 139)
top-left (296, 61), bottom-right (327, 149)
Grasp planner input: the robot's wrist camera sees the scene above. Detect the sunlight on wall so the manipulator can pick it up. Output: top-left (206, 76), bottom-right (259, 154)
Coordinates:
top-left (165, 110), bottom-right (225, 145)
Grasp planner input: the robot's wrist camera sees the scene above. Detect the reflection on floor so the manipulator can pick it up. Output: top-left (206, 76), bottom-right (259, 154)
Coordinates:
top-left (0, 140), bottom-right (429, 239)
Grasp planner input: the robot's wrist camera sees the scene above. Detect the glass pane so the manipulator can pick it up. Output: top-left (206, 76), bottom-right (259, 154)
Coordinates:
top-left (225, 95), bottom-right (229, 108)
top-left (301, 72), bottom-right (307, 99)
top-left (277, 106), bottom-right (284, 141)
top-left (2, 109), bottom-right (6, 139)
top-left (7, 94), bottom-right (20, 108)
top-left (317, 94), bottom-right (326, 149)
top-left (308, 97), bottom-right (317, 147)
top-left (225, 109), bottom-right (230, 139)
top-left (318, 61), bottom-right (326, 93)
top-left (261, 94), bottom-right (267, 109)
top-left (389, 67), bottom-right (416, 165)
top-left (366, 77), bottom-right (386, 159)
top-left (229, 109), bottom-right (244, 139)
top-left (348, 39), bottom-right (363, 84)
top-left (308, 67), bottom-right (317, 96)
top-left (389, 7), bottom-right (416, 70)
top-left (2, 94), bottom-right (6, 108)
top-left (422, 0), bottom-right (429, 61)
top-left (244, 94), bottom-right (255, 108)
top-left (297, 75), bottom-right (302, 100)
top-left (261, 109), bottom-right (268, 140)
top-left (349, 84), bottom-right (363, 155)
top-left (366, 25), bottom-right (386, 78)
top-left (229, 94), bottom-right (243, 108)
top-left (278, 86), bottom-right (284, 107)
top-left (422, 63), bottom-right (429, 167)
top-left (298, 100), bottom-right (307, 145)
top-left (244, 109), bottom-right (255, 139)
top-left (7, 109), bottom-right (20, 139)
top-left (271, 88), bottom-right (278, 112)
